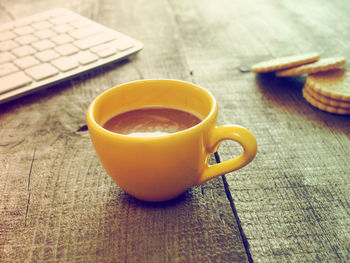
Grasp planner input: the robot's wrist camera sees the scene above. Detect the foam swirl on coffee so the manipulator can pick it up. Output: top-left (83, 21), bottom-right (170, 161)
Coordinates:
top-left (103, 107), bottom-right (202, 137)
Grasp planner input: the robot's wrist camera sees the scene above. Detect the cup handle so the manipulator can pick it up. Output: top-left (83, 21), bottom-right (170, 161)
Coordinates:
top-left (195, 125), bottom-right (257, 186)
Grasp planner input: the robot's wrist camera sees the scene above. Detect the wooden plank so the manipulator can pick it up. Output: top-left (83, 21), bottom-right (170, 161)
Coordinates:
top-left (166, 0), bottom-right (350, 262)
top-left (2, 0), bottom-right (350, 262)
top-left (0, 0), bottom-right (249, 262)
top-left (1, 137), bottom-right (248, 262)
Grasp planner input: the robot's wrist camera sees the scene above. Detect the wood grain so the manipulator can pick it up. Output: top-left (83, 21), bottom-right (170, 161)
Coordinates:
top-left (1, 0), bottom-right (350, 262)
top-left (0, 0), bottom-right (248, 262)
top-left (170, 0), bottom-right (349, 262)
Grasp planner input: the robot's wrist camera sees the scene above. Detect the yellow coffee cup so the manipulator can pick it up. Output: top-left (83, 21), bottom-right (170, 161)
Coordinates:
top-left (87, 79), bottom-right (257, 202)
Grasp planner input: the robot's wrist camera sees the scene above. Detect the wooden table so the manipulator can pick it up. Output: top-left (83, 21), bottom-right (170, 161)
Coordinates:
top-left (1, 0), bottom-right (350, 262)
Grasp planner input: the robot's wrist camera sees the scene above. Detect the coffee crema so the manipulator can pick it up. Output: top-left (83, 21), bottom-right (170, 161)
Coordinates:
top-left (103, 107), bottom-right (202, 137)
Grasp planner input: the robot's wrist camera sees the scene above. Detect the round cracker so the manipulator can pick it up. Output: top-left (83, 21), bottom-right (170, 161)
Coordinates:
top-left (304, 84), bottom-right (350, 109)
top-left (304, 84), bottom-right (350, 108)
top-left (275, 57), bottom-right (346, 76)
top-left (250, 52), bottom-right (320, 73)
top-left (305, 68), bottom-right (350, 102)
top-left (303, 87), bottom-right (350, 115)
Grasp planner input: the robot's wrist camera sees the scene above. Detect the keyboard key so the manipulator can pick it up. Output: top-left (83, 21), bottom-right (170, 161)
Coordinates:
top-left (14, 56), bottom-right (40, 69)
top-left (0, 71), bottom-right (32, 94)
top-left (13, 17), bottom-right (33, 28)
top-left (15, 34), bottom-right (39, 45)
top-left (12, 45), bottom-right (36, 57)
top-left (69, 26), bottom-right (102, 40)
top-left (0, 52), bottom-right (16, 64)
top-left (0, 31), bottom-right (16, 42)
top-left (35, 49), bottom-right (60, 62)
top-left (0, 40), bottom-right (19, 52)
top-left (50, 15), bottom-right (76, 25)
top-left (55, 43), bottom-right (79, 56)
top-left (31, 12), bottom-right (52, 23)
top-left (32, 39), bottom-right (55, 51)
top-left (74, 32), bottom-right (117, 50)
top-left (76, 51), bottom-right (98, 65)
top-left (34, 29), bottom-right (56, 39)
top-left (0, 8), bottom-right (143, 104)
top-left (0, 63), bottom-right (19, 77)
top-left (32, 21), bottom-right (52, 30)
top-left (13, 26), bottom-right (34, 35)
top-left (91, 40), bottom-right (118, 53)
top-left (51, 34), bottom-right (73, 45)
top-left (52, 57), bottom-right (79, 72)
top-left (52, 24), bottom-right (74, 34)
top-left (96, 48), bottom-right (118, 58)
top-left (0, 23), bottom-right (14, 32)
top-left (115, 38), bottom-right (134, 51)
top-left (70, 18), bottom-right (91, 29)
top-left (25, 63), bottom-right (59, 81)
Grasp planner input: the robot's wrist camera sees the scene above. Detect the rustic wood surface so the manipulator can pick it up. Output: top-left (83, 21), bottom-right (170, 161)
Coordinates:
top-left (1, 0), bottom-right (350, 262)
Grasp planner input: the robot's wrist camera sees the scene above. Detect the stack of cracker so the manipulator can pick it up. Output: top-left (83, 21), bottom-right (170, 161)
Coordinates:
top-left (250, 53), bottom-right (349, 115)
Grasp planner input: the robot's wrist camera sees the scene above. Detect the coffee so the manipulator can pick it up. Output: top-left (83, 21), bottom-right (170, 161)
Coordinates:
top-left (103, 107), bottom-right (202, 137)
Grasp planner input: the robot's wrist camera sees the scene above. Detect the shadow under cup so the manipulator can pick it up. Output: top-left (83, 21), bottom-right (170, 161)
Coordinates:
top-left (87, 79), bottom-right (218, 202)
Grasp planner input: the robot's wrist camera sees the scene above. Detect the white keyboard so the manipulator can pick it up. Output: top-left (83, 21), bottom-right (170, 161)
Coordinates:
top-left (0, 8), bottom-right (143, 104)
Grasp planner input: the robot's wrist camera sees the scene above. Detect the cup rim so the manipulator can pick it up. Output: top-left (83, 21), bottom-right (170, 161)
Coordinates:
top-left (87, 79), bottom-right (217, 139)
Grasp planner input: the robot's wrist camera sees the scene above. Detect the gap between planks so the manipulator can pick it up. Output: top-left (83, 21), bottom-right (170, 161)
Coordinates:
top-left (214, 152), bottom-right (254, 263)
